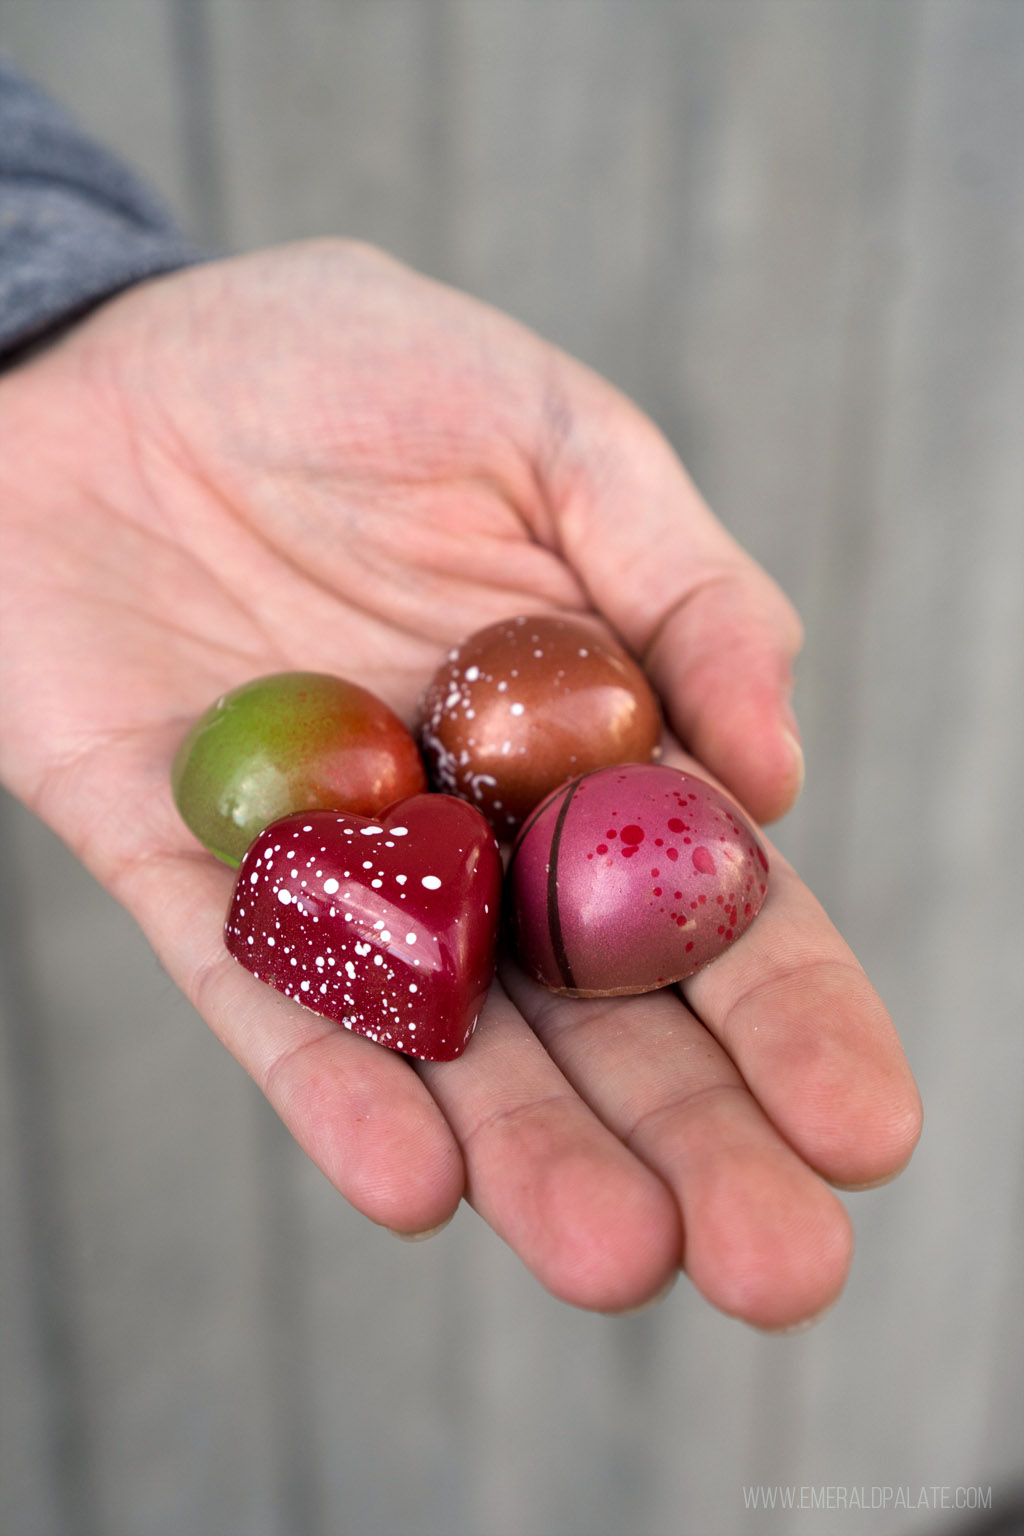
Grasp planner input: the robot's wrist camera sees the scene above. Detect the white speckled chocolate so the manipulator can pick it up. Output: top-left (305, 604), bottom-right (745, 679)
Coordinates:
top-left (224, 797), bottom-right (502, 1060)
top-left (417, 615), bottom-right (661, 838)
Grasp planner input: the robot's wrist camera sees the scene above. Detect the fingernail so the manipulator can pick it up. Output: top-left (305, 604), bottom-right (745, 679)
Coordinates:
top-left (760, 1300), bottom-right (837, 1336)
top-left (386, 1212), bottom-right (456, 1243)
top-left (784, 728), bottom-right (806, 797)
top-left (831, 1173), bottom-right (900, 1192)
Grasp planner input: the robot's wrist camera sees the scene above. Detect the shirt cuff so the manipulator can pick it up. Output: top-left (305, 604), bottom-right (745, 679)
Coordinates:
top-left (0, 59), bottom-right (209, 362)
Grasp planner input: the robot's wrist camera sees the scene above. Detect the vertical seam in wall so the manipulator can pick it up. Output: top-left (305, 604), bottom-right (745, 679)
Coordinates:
top-left (0, 795), bottom-right (101, 1536)
top-left (167, 0), bottom-right (230, 249)
top-left (822, 0), bottom-right (924, 883)
top-left (164, 7), bottom-right (320, 1531)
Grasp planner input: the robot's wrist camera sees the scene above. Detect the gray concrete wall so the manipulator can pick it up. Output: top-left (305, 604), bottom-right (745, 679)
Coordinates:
top-left (2, 3), bottom-right (1022, 1533)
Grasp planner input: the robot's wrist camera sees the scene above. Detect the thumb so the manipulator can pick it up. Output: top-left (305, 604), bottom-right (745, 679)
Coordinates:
top-left (542, 369), bottom-right (805, 824)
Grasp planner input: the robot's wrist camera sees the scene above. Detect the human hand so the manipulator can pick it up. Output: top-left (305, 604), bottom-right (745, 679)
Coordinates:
top-left (0, 240), bottom-right (921, 1325)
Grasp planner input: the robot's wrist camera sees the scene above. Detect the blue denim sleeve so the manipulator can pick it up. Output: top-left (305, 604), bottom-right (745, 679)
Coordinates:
top-left (0, 58), bottom-right (207, 362)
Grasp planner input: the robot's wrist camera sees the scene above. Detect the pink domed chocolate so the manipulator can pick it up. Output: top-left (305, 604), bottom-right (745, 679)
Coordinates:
top-left (506, 764), bottom-right (770, 996)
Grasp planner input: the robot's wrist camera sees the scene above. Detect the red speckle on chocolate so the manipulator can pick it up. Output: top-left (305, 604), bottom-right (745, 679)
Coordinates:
top-left (507, 763), bottom-right (771, 996)
top-left (606, 829), bottom-right (618, 839)
top-left (596, 843), bottom-right (608, 855)
top-left (667, 817), bottom-right (686, 833)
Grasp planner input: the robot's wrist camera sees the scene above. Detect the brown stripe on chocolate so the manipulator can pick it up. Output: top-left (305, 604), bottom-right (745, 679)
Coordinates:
top-left (503, 781), bottom-right (564, 883)
top-left (545, 775), bottom-right (583, 991)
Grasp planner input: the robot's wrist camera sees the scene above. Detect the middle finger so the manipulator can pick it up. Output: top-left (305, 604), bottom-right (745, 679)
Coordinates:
top-left (501, 963), bottom-right (853, 1331)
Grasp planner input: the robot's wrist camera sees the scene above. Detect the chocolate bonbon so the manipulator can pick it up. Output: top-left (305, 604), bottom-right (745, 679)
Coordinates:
top-left (225, 797), bottom-right (501, 1060)
top-left (418, 614), bottom-right (660, 838)
top-left (173, 671), bottom-right (426, 867)
top-left (506, 763), bottom-right (770, 995)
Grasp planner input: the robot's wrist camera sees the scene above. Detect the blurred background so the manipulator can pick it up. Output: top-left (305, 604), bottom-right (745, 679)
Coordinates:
top-left (1, 2), bottom-right (1021, 1534)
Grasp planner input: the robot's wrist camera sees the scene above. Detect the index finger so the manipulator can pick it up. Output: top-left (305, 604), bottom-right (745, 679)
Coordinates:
top-left (537, 360), bottom-right (805, 823)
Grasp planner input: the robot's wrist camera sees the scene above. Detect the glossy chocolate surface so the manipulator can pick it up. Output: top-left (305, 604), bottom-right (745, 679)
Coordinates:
top-left (173, 671), bottom-right (426, 867)
top-left (225, 796), bottom-right (502, 1060)
top-left (507, 764), bottom-right (769, 995)
top-left (418, 615), bottom-right (660, 839)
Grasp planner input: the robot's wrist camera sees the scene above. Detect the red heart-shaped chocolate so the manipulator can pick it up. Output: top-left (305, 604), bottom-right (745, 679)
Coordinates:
top-left (224, 796), bottom-right (502, 1060)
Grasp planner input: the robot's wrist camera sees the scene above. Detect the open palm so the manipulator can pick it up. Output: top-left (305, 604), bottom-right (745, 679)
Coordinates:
top-left (0, 240), bottom-right (920, 1324)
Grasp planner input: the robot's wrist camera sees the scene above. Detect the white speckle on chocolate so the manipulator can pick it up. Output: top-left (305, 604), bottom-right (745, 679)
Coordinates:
top-left (225, 805), bottom-right (500, 1061)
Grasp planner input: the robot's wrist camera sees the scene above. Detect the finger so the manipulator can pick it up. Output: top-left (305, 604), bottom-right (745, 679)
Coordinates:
top-left (418, 980), bottom-right (682, 1312)
top-left (538, 364), bottom-right (804, 823)
top-left (113, 850), bottom-right (466, 1236)
top-left (502, 965), bottom-right (852, 1331)
top-left (682, 851), bottom-right (923, 1190)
